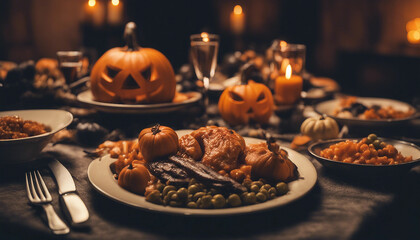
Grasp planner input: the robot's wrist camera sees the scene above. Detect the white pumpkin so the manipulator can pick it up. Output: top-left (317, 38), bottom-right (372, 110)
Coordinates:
top-left (300, 115), bottom-right (339, 140)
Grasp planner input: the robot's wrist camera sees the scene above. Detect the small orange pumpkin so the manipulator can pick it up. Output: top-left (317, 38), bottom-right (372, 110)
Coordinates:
top-left (218, 79), bottom-right (274, 126)
top-left (138, 124), bottom-right (179, 162)
top-left (118, 163), bottom-right (150, 195)
top-left (90, 22), bottom-right (176, 104)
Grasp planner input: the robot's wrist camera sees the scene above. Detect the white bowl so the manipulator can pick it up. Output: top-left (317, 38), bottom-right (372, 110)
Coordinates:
top-left (0, 109), bottom-right (73, 165)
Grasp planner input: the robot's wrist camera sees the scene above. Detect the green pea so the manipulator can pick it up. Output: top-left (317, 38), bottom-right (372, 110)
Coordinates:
top-left (171, 193), bottom-right (179, 201)
top-left (156, 183), bottom-right (165, 192)
top-left (367, 134), bottom-right (377, 143)
top-left (253, 181), bottom-right (263, 188)
top-left (162, 185), bottom-right (176, 196)
top-left (262, 184), bottom-right (271, 190)
top-left (227, 194), bottom-right (242, 207)
top-left (244, 192), bottom-right (257, 205)
top-left (259, 188), bottom-right (269, 198)
top-left (268, 187), bottom-right (277, 195)
top-left (193, 192), bottom-right (205, 201)
top-left (188, 184), bottom-right (199, 195)
top-left (256, 192), bottom-right (267, 202)
top-left (270, 193), bottom-right (276, 199)
top-left (200, 195), bottom-right (213, 208)
top-left (189, 178), bottom-right (198, 186)
top-left (241, 192), bottom-right (248, 201)
top-left (187, 202), bottom-right (197, 208)
top-left (250, 184), bottom-right (260, 193)
top-left (212, 194), bottom-right (226, 208)
top-left (243, 179), bottom-right (252, 189)
top-left (276, 182), bottom-right (289, 195)
top-left (380, 141), bottom-right (387, 149)
top-left (145, 190), bottom-right (161, 203)
top-left (373, 140), bottom-right (381, 149)
top-left (177, 188), bottom-right (188, 201)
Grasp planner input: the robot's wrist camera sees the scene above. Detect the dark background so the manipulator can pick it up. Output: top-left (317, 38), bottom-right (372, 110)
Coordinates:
top-left (1, 0), bottom-right (419, 102)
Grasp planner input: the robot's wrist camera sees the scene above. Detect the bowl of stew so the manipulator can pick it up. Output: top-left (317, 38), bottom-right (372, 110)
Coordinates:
top-left (308, 137), bottom-right (420, 176)
top-left (0, 109), bottom-right (73, 165)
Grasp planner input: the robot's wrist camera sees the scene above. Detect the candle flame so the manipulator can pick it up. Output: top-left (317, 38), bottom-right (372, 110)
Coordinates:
top-left (285, 64), bottom-right (292, 79)
top-left (201, 32), bottom-right (209, 42)
top-left (233, 5), bottom-right (243, 15)
top-left (88, 0), bottom-right (96, 7)
top-left (112, 0), bottom-right (119, 6)
top-left (280, 40), bottom-right (287, 48)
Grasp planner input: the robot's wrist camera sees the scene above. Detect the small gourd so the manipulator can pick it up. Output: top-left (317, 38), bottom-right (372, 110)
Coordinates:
top-left (138, 124), bottom-right (179, 162)
top-left (300, 115), bottom-right (339, 140)
top-left (118, 162), bottom-right (150, 195)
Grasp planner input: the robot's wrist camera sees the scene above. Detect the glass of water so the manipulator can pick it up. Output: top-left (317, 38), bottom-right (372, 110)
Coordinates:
top-left (190, 33), bottom-right (219, 108)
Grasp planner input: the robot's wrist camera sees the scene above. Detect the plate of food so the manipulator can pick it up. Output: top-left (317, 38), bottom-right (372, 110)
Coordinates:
top-left (308, 133), bottom-right (420, 176)
top-left (88, 126), bottom-right (317, 216)
top-left (77, 90), bottom-right (202, 114)
top-left (314, 96), bottom-right (417, 127)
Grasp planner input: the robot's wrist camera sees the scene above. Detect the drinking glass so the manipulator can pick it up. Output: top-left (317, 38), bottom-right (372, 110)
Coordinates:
top-left (56, 51), bottom-right (83, 85)
top-left (268, 41), bottom-right (306, 90)
top-left (190, 33), bottom-right (219, 108)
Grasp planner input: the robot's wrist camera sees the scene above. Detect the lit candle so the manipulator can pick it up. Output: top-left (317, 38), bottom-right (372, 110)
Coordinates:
top-left (84, 0), bottom-right (105, 26)
top-left (108, 0), bottom-right (123, 25)
top-left (230, 5), bottom-right (245, 35)
top-left (275, 64), bottom-right (303, 105)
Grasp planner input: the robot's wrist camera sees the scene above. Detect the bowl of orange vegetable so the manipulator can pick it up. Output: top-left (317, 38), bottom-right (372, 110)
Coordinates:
top-left (308, 134), bottom-right (420, 176)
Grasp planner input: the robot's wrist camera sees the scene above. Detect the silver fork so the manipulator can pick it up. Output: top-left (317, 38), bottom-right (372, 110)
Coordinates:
top-left (25, 170), bottom-right (70, 235)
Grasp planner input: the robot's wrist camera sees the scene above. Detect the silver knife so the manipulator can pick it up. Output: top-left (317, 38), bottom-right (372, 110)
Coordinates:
top-left (48, 159), bottom-right (89, 225)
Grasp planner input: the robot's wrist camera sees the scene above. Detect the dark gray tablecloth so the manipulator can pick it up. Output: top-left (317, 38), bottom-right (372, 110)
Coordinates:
top-left (1, 139), bottom-right (420, 240)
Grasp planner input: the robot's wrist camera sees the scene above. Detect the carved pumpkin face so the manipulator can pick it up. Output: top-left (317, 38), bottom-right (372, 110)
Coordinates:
top-left (218, 80), bottom-right (274, 126)
top-left (90, 22), bottom-right (176, 104)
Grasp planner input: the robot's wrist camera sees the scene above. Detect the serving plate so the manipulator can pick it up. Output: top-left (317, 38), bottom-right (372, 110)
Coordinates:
top-left (314, 97), bottom-right (418, 127)
top-left (308, 138), bottom-right (420, 176)
top-left (88, 130), bottom-right (317, 216)
top-left (77, 90), bottom-right (202, 114)
top-left (0, 109), bottom-right (73, 164)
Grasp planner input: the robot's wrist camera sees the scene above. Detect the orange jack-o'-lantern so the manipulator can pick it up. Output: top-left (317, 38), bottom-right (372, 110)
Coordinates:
top-left (218, 77), bottom-right (274, 126)
top-left (90, 22), bottom-right (176, 103)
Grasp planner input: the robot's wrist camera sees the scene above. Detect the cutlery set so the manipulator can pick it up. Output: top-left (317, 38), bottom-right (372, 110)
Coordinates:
top-left (25, 159), bottom-right (89, 235)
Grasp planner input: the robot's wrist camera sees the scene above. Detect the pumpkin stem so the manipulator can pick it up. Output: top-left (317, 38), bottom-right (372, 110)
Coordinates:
top-left (124, 22), bottom-right (139, 51)
top-left (151, 123), bottom-right (161, 135)
top-left (128, 164), bottom-right (133, 170)
top-left (320, 114), bottom-right (326, 120)
top-left (263, 131), bottom-right (279, 156)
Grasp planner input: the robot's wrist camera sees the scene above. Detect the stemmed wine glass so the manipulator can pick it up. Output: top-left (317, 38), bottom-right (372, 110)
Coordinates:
top-left (190, 33), bottom-right (219, 110)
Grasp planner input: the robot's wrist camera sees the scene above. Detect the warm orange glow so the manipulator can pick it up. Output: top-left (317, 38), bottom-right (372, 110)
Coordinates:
top-left (285, 64), bottom-right (292, 79)
top-left (406, 18), bottom-right (420, 44)
top-left (111, 0), bottom-right (119, 6)
top-left (406, 18), bottom-right (420, 31)
top-left (280, 41), bottom-right (287, 48)
top-left (88, 0), bottom-right (96, 7)
top-left (233, 5), bottom-right (243, 15)
top-left (201, 32), bottom-right (209, 42)
top-left (407, 30), bottom-right (420, 44)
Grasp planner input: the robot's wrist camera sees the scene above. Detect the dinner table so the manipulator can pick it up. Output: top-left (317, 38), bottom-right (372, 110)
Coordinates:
top-left (1, 94), bottom-right (420, 240)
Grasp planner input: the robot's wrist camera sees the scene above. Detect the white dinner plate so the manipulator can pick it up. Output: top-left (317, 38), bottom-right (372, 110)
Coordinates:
top-left (77, 90), bottom-right (202, 114)
top-left (315, 97), bottom-right (418, 127)
top-left (87, 130), bottom-right (317, 216)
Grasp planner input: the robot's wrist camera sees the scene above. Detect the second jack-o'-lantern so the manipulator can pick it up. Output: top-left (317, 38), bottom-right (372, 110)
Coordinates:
top-left (90, 22), bottom-right (176, 104)
top-left (218, 65), bottom-right (274, 126)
